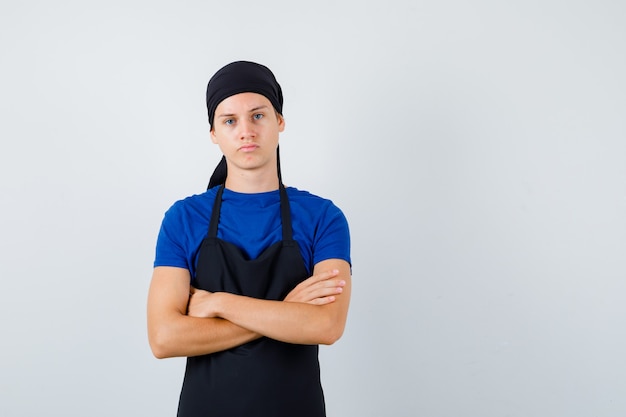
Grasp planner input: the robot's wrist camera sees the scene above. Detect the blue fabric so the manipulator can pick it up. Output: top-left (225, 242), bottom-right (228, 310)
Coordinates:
top-left (154, 186), bottom-right (350, 278)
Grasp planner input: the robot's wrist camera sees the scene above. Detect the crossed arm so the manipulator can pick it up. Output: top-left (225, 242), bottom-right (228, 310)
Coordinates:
top-left (147, 258), bottom-right (351, 359)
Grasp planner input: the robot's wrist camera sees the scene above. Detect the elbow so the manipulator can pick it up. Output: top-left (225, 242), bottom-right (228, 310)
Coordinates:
top-left (150, 344), bottom-right (170, 360)
top-left (148, 327), bottom-right (177, 359)
top-left (319, 328), bottom-right (344, 345)
top-left (316, 316), bottom-right (346, 346)
top-left (149, 338), bottom-right (169, 359)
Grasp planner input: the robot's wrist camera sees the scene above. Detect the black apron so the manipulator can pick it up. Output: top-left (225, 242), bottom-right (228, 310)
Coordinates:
top-left (177, 184), bottom-right (326, 417)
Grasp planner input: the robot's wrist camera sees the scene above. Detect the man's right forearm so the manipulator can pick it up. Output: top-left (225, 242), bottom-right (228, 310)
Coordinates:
top-left (148, 266), bottom-right (261, 358)
top-left (149, 313), bottom-right (260, 359)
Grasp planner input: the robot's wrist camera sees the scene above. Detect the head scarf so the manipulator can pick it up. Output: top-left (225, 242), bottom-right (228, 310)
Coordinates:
top-left (206, 61), bottom-right (283, 127)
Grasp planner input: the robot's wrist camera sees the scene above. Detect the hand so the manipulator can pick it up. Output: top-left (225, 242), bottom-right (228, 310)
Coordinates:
top-left (187, 287), bottom-right (220, 318)
top-left (284, 269), bottom-right (346, 305)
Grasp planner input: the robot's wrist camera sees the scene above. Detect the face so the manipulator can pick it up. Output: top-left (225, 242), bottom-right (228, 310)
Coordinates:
top-left (211, 92), bottom-right (285, 178)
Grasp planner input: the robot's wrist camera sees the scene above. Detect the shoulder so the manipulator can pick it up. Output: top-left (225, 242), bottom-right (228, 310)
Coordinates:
top-left (286, 187), bottom-right (339, 208)
top-left (287, 187), bottom-right (351, 266)
top-left (286, 187), bottom-right (348, 226)
top-left (161, 188), bottom-right (219, 227)
top-left (166, 188), bottom-right (218, 214)
top-left (287, 187), bottom-right (343, 212)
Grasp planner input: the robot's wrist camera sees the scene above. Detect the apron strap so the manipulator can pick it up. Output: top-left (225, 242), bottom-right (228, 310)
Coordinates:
top-left (208, 185), bottom-right (225, 238)
top-left (279, 183), bottom-right (293, 241)
top-left (276, 146), bottom-right (294, 240)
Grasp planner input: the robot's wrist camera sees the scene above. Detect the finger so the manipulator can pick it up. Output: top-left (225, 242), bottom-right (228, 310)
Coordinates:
top-left (315, 278), bottom-right (346, 289)
top-left (308, 295), bottom-right (337, 306)
top-left (298, 269), bottom-right (340, 288)
top-left (302, 283), bottom-right (344, 302)
top-left (311, 269), bottom-right (340, 282)
top-left (320, 269), bottom-right (339, 280)
top-left (285, 271), bottom-right (343, 303)
top-left (302, 279), bottom-right (346, 296)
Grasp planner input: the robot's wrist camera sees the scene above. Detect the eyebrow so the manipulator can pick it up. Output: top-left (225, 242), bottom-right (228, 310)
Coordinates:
top-left (216, 105), bottom-right (270, 119)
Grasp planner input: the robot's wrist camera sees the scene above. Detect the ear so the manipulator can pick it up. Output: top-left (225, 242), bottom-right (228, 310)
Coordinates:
top-left (210, 128), bottom-right (218, 144)
top-left (277, 114), bottom-right (285, 133)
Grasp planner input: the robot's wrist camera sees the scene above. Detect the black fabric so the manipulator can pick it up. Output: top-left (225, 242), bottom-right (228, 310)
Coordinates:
top-left (207, 156), bottom-right (227, 189)
top-left (177, 184), bottom-right (325, 417)
top-left (206, 61), bottom-right (283, 127)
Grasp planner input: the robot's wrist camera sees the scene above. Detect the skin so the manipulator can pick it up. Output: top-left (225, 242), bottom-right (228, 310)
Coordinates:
top-left (147, 92), bottom-right (351, 358)
top-left (211, 92), bottom-right (284, 193)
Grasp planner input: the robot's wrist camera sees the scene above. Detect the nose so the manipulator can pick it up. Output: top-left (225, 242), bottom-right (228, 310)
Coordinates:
top-left (238, 118), bottom-right (256, 140)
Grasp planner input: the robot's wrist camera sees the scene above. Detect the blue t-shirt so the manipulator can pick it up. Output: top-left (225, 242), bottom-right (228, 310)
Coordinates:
top-left (154, 186), bottom-right (350, 278)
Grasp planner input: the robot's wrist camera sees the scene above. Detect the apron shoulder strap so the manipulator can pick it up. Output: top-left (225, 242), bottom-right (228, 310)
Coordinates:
top-left (279, 183), bottom-right (293, 241)
top-left (208, 185), bottom-right (224, 238)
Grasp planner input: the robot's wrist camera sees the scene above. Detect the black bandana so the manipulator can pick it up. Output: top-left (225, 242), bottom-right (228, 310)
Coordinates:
top-left (206, 61), bottom-right (283, 127)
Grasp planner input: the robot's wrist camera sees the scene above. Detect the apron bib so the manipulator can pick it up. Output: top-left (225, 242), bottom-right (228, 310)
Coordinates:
top-left (177, 184), bottom-right (326, 417)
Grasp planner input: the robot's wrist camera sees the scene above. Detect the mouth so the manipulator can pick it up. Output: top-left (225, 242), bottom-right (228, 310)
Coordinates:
top-left (239, 144), bottom-right (259, 152)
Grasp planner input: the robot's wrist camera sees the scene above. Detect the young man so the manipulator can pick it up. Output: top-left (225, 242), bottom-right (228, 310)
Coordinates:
top-left (147, 61), bottom-right (352, 417)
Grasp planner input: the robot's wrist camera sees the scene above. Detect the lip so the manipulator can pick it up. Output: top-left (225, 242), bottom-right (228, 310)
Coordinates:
top-left (239, 144), bottom-right (259, 152)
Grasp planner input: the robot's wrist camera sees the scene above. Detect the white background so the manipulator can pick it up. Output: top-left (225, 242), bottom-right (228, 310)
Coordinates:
top-left (1, 1), bottom-right (625, 416)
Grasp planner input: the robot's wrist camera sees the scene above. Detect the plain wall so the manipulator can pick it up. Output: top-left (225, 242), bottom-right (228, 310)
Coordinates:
top-left (1, 1), bottom-right (624, 416)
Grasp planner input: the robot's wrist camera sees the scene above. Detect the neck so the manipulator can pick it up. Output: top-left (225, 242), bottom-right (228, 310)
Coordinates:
top-left (224, 167), bottom-right (280, 193)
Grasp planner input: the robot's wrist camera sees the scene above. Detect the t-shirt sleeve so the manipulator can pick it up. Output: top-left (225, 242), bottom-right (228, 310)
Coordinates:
top-left (313, 203), bottom-right (351, 267)
top-left (153, 202), bottom-right (190, 270)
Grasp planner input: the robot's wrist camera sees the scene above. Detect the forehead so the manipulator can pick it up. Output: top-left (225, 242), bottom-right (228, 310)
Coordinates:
top-left (215, 92), bottom-right (272, 114)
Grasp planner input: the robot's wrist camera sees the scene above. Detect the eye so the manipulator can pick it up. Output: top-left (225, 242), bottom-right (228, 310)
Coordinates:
top-left (253, 113), bottom-right (264, 120)
top-left (224, 118), bottom-right (235, 125)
